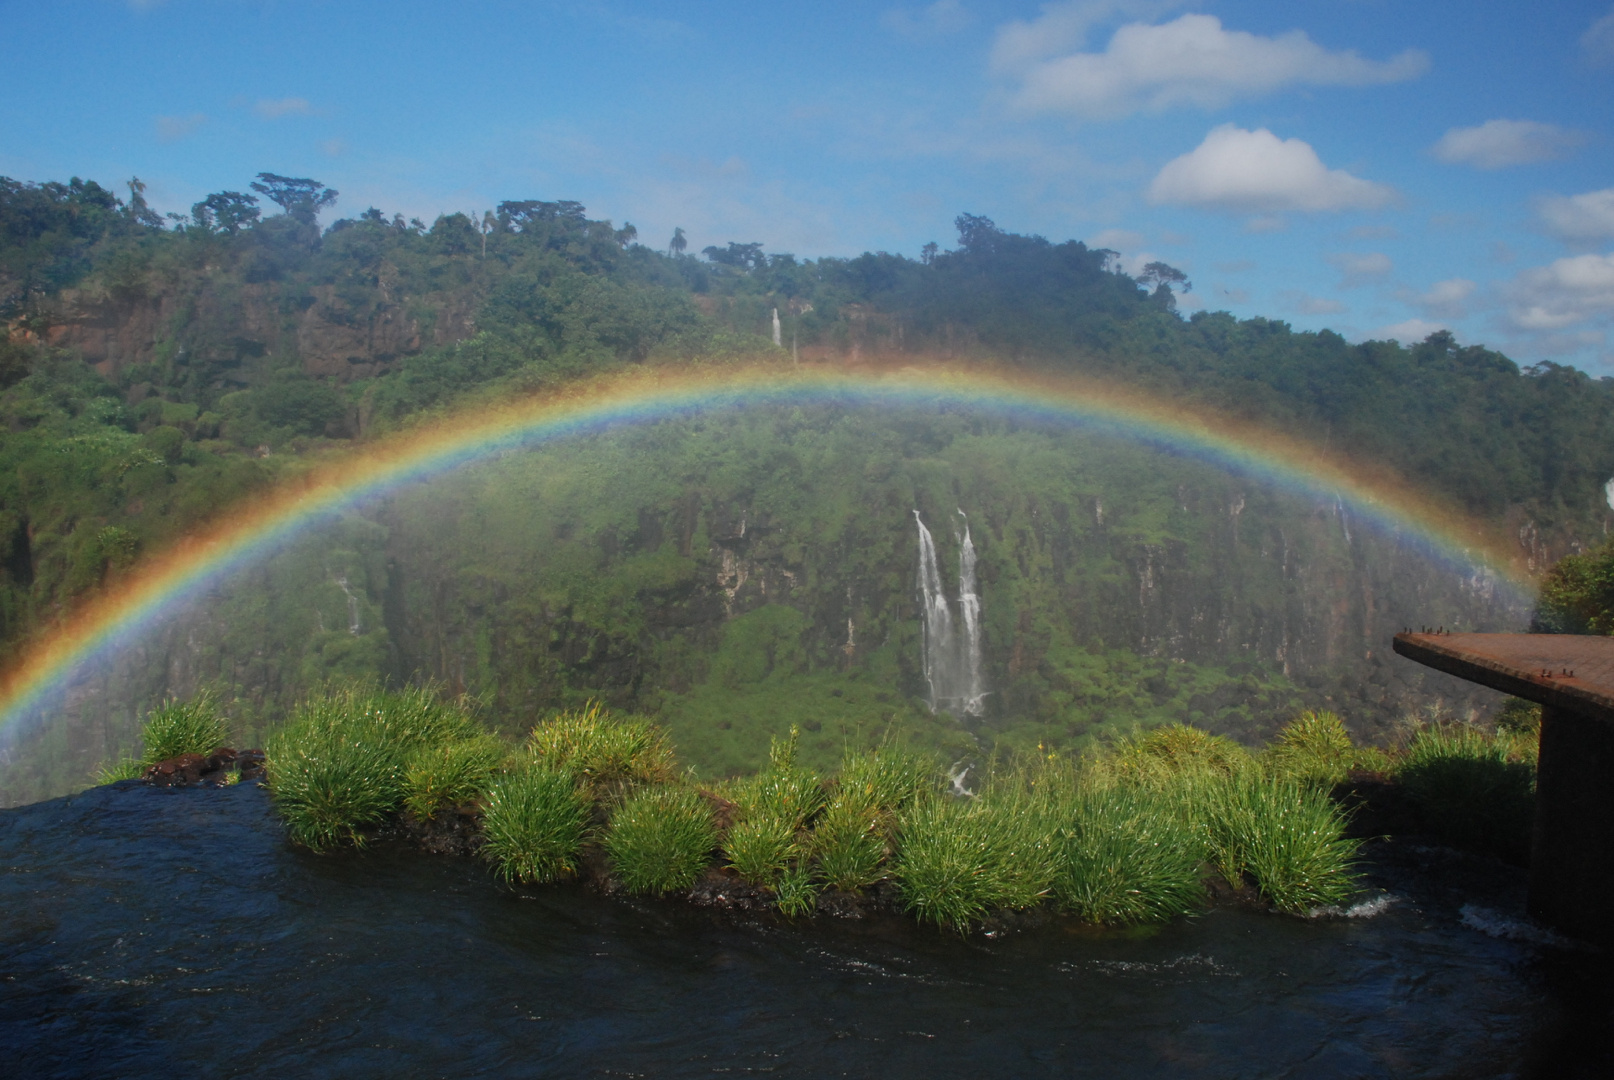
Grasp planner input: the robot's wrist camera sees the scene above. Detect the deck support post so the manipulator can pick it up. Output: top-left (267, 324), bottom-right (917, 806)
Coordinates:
top-left (1528, 704), bottom-right (1614, 946)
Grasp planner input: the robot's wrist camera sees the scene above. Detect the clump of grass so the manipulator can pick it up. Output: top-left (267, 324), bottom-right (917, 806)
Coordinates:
top-left (403, 734), bottom-right (506, 821)
top-left (1262, 710), bottom-right (1357, 786)
top-left (894, 788), bottom-right (1056, 931)
top-left (773, 860), bottom-right (821, 918)
top-left (833, 741), bottom-right (937, 814)
top-left (481, 766), bottom-right (591, 884)
top-left (94, 757), bottom-right (146, 785)
top-left (141, 692), bottom-right (227, 761)
top-left (1114, 723), bottom-right (1251, 782)
top-left (812, 799), bottom-right (887, 891)
top-left (605, 786), bottom-right (718, 896)
top-left (1051, 781), bottom-right (1206, 925)
top-left (724, 812), bottom-right (799, 884)
top-left (1204, 773), bottom-right (1360, 913)
top-left (267, 686), bottom-right (483, 851)
top-left (525, 703), bottom-right (676, 802)
top-left (1396, 723), bottom-right (1535, 861)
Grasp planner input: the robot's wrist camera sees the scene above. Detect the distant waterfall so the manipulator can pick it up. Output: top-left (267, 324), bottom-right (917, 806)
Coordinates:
top-left (914, 510), bottom-right (987, 717)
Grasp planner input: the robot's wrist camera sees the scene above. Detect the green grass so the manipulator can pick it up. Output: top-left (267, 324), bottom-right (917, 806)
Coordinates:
top-left (403, 734), bottom-right (506, 821)
top-left (811, 799), bottom-right (888, 891)
top-left (141, 693), bottom-right (228, 761)
top-left (1050, 781), bottom-right (1206, 924)
top-left (1262, 710), bottom-right (1358, 786)
top-left (480, 766), bottom-right (591, 884)
top-left (266, 685), bottom-right (485, 851)
top-left (893, 790), bottom-right (1057, 931)
top-left (1113, 723), bottom-right (1251, 782)
top-left (604, 786), bottom-right (718, 896)
top-left (93, 757), bottom-right (146, 784)
top-left (1204, 773), bottom-right (1360, 913)
top-left (525, 702), bottom-right (676, 802)
top-left (833, 741), bottom-right (938, 814)
top-left (724, 812), bottom-right (799, 884)
top-left (773, 860), bottom-right (821, 918)
top-left (1396, 724), bottom-right (1535, 862)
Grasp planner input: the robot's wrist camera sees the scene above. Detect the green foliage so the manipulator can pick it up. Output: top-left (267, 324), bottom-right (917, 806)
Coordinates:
top-left (94, 756), bottom-right (145, 784)
top-left (1203, 773), bottom-right (1360, 913)
top-left (894, 791), bottom-right (1056, 931)
top-left (480, 766), bottom-right (591, 884)
top-left (603, 786), bottom-right (718, 895)
top-left (1049, 781), bottom-right (1206, 925)
top-left (1396, 724), bottom-right (1536, 861)
top-left (140, 693), bottom-right (227, 761)
top-left (811, 799), bottom-right (888, 891)
top-left (1113, 723), bottom-right (1252, 782)
top-left (265, 685), bottom-right (482, 850)
top-left (773, 860), bottom-right (821, 918)
top-left (723, 812), bottom-right (799, 885)
top-left (1262, 710), bottom-right (1358, 786)
top-left (524, 703), bottom-right (676, 800)
top-left (1534, 535), bottom-right (1614, 634)
top-left (833, 742), bottom-right (937, 814)
top-left (403, 734), bottom-right (505, 820)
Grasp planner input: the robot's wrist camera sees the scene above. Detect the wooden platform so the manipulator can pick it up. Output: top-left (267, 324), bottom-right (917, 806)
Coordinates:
top-left (1394, 630), bottom-right (1614, 948)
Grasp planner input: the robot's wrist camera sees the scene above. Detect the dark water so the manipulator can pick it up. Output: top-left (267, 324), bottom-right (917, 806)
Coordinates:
top-left (1, 784), bottom-right (1608, 1079)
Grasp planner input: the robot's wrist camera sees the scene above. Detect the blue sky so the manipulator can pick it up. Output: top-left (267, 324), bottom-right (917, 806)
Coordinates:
top-left (4, 0), bottom-right (1613, 370)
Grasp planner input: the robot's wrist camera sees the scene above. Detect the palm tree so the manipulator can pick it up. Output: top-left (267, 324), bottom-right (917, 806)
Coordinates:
top-left (669, 227), bottom-right (687, 257)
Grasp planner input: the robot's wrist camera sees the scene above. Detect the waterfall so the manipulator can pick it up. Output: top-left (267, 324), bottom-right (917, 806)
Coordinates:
top-left (772, 308), bottom-right (782, 347)
top-left (914, 510), bottom-right (987, 717)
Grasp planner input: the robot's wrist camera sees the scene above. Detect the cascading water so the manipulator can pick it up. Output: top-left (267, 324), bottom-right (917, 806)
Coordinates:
top-left (914, 510), bottom-right (987, 717)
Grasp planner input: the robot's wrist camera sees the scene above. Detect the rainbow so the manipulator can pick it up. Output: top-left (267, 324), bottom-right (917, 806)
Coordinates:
top-left (0, 361), bottom-right (1532, 744)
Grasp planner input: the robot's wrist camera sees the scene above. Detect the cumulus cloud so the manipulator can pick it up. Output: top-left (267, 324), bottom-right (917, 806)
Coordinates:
top-left (1001, 13), bottom-right (1428, 118)
top-left (1505, 253), bottom-right (1614, 332)
top-left (1537, 187), bottom-right (1614, 245)
top-left (1328, 251), bottom-right (1393, 288)
top-left (154, 112), bottom-right (206, 143)
top-left (883, 1), bottom-right (972, 38)
top-left (1431, 119), bottom-right (1586, 169)
top-left (1089, 227), bottom-right (1144, 251)
top-left (255, 97), bottom-right (313, 119)
top-left (1583, 8), bottom-right (1614, 64)
top-left (1412, 278), bottom-right (1477, 319)
top-left (1279, 290), bottom-right (1347, 316)
top-left (1147, 126), bottom-right (1396, 215)
top-left (1376, 318), bottom-right (1449, 343)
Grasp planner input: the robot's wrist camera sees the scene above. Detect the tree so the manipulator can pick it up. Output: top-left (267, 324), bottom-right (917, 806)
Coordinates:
top-left (190, 191), bottom-right (261, 234)
top-left (1139, 260), bottom-right (1190, 295)
top-left (125, 177), bottom-right (164, 229)
top-left (703, 241), bottom-right (766, 271)
top-left (954, 213), bottom-right (1000, 253)
top-left (249, 173), bottom-right (338, 223)
top-left (920, 241), bottom-right (938, 265)
top-left (669, 227), bottom-right (687, 256)
top-left (615, 222), bottom-right (638, 248)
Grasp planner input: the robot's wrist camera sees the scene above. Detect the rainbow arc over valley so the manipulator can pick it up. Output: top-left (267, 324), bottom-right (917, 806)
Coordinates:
top-left (0, 361), bottom-right (1533, 743)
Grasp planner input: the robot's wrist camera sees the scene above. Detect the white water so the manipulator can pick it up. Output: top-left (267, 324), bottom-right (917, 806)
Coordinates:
top-left (914, 510), bottom-right (987, 717)
top-left (772, 308), bottom-right (782, 347)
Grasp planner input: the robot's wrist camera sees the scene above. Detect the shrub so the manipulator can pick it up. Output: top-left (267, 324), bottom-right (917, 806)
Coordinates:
top-left (1051, 783), bottom-right (1205, 924)
top-left (1396, 724), bottom-right (1535, 862)
top-left (812, 799), bottom-right (887, 891)
top-left (141, 693), bottom-right (227, 762)
top-left (403, 734), bottom-right (506, 821)
top-left (1205, 773), bottom-right (1359, 913)
top-left (604, 787), bottom-right (718, 895)
top-left (525, 703), bottom-right (676, 800)
top-left (481, 767), bottom-right (591, 884)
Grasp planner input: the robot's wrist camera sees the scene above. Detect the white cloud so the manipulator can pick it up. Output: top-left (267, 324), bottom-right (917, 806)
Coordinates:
top-left (320, 138), bottom-right (347, 158)
top-left (1147, 125), bottom-right (1396, 214)
top-left (883, 1), bottom-right (972, 38)
top-left (154, 113), bottom-right (205, 143)
top-left (255, 97), bottom-right (313, 119)
top-left (1328, 251), bottom-right (1393, 287)
top-left (1002, 13), bottom-right (1428, 118)
top-left (1431, 119), bottom-right (1586, 169)
top-left (1505, 253), bottom-right (1614, 332)
top-left (1412, 278), bottom-right (1476, 319)
top-left (989, 1), bottom-right (1175, 74)
top-left (1537, 187), bottom-right (1614, 244)
top-left (1279, 290), bottom-right (1346, 315)
top-left (1376, 318), bottom-right (1449, 343)
top-left (1583, 9), bottom-right (1614, 64)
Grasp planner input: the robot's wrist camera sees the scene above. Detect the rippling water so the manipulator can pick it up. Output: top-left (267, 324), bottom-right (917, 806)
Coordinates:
top-left (2, 783), bottom-right (1608, 1078)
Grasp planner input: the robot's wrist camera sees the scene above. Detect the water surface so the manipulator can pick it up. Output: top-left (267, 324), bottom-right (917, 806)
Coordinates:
top-left (1, 784), bottom-right (1607, 1077)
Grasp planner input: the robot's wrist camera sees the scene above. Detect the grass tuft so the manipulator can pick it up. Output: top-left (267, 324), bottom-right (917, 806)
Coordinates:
top-left (1262, 710), bottom-right (1357, 785)
top-left (481, 766), bottom-right (591, 884)
top-left (1396, 723), bottom-right (1535, 861)
top-left (604, 786), bottom-right (718, 896)
top-left (94, 757), bottom-right (145, 785)
top-left (812, 799), bottom-right (888, 891)
top-left (1051, 782), bottom-right (1206, 924)
top-left (525, 702), bottom-right (676, 802)
top-left (403, 734), bottom-right (506, 821)
top-left (773, 860), bottom-right (821, 918)
top-left (1113, 723), bottom-right (1251, 782)
top-left (1205, 772), bottom-right (1360, 913)
top-left (141, 692), bottom-right (227, 762)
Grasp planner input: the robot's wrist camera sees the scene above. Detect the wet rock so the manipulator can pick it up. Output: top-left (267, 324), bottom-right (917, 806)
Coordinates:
top-left (141, 747), bottom-right (265, 788)
top-left (398, 804), bottom-right (486, 858)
